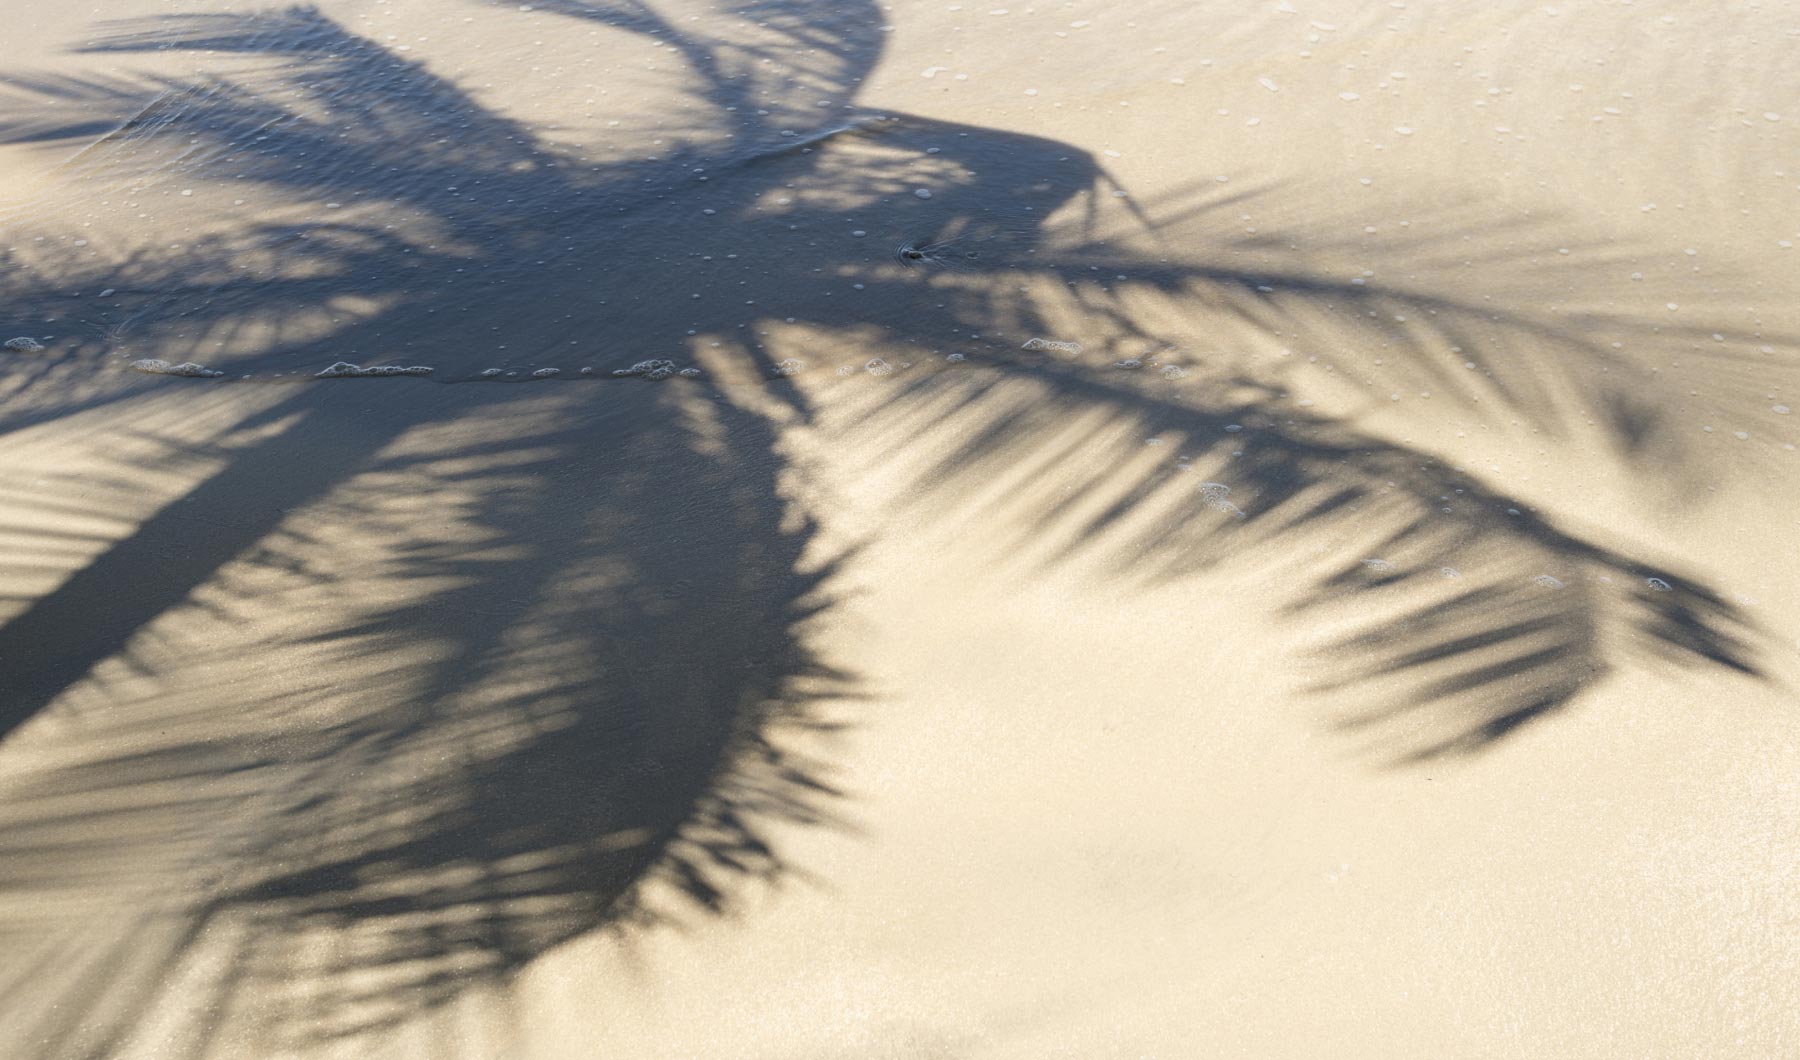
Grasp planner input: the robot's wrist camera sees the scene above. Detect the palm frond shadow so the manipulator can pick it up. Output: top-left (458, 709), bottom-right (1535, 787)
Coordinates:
top-left (843, 326), bottom-right (1770, 762)
top-left (0, 1), bottom-right (1789, 1055)
top-left (0, 385), bottom-right (862, 1057)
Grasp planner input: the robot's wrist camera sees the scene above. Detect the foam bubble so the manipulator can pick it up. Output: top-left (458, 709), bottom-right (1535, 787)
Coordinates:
top-left (613, 359), bottom-right (679, 380)
top-left (864, 357), bottom-right (895, 377)
top-left (1198, 482), bottom-right (1247, 518)
top-left (1113, 359), bottom-right (1143, 370)
top-left (773, 358), bottom-right (807, 377)
top-left (4, 337), bottom-right (46, 352)
top-left (1532, 574), bottom-right (1565, 589)
top-left (532, 367), bottom-right (561, 378)
top-left (1021, 337), bottom-right (1082, 355)
top-left (131, 358), bottom-right (224, 378)
top-left (946, 353), bottom-right (967, 363)
top-left (480, 368), bottom-right (504, 378)
top-left (678, 367), bottom-right (703, 378)
top-left (1362, 558), bottom-right (1396, 573)
top-left (316, 361), bottom-right (433, 378)
top-left (1645, 577), bottom-right (1672, 591)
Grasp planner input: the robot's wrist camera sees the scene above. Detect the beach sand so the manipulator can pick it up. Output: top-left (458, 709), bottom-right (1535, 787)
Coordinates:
top-left (2, 1), bottom-right (1799, 1056)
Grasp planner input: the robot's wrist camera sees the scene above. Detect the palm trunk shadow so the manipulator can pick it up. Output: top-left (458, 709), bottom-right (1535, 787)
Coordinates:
top-left (0, 394), bottom-right (352, 741)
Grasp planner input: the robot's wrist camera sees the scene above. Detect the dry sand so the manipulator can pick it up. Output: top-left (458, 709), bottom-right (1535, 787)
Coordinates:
top-left (2, 0), bottom-right (1799, 1057)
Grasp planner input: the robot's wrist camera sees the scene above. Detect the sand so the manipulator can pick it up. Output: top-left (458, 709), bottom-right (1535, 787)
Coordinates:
top-left (2, 0), bottom-right (1799, 1057)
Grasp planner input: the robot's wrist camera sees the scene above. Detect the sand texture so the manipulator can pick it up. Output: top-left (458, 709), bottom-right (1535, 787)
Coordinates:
top-left (2, 1), bottom-right (1799, 1056)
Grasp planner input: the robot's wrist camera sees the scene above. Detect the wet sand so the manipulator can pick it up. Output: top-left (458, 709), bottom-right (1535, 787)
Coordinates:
top-left (3, 1), bottom-right (1800, 1057)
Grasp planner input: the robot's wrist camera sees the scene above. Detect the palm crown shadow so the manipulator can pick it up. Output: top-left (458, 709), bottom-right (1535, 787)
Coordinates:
top-left (0, 1), bottom-right (1788, 1055)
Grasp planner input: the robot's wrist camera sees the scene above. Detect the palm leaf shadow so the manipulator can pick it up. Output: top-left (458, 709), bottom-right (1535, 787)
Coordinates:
top-left (841, 278), bottom-right (1774, 761)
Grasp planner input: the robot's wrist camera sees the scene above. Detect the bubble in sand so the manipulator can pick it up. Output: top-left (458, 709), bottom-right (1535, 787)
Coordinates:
top-left (914, 188), bottom-right (933, 199)
top-left (1113, 359), bottom-right (1143, 370)
top-left (1362, 558), bottom-right (1395, 573)
top-left (1160, 365), bottom-right (1188, 379)
top-left (1439, 566), bottom-right (1462, 579)
top-left (1198, 482), bottom-right (1247, 518)
top-left (532, 367), bottom-right (561, 378)
top-left (1645, 577), bottom-right (1672, 591)
top-left (5, 337), bottom-right (46, 352)
top-left (836, 365), bottom-right (858, 377)
top-left (614, 359), bottom-right (679, 380)
top-left (773, 358), bottom-right (807, 377)
top-left (316, 361), bottom-right (433, 378)
top-left (864, 357), bottom-right (895, 376)
top-left (946, 353), bottom-right (967, 363)
top-left (1532, 574), bottom-right (1565, 589)
top-left (1021, 337), bottom-right (1082, 355)
top-left (131, 358), bottom-right (224, 378)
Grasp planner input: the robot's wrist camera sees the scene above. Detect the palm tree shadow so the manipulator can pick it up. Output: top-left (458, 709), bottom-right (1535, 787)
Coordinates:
top-left (0, 1), bottom-right (1790, 1056)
